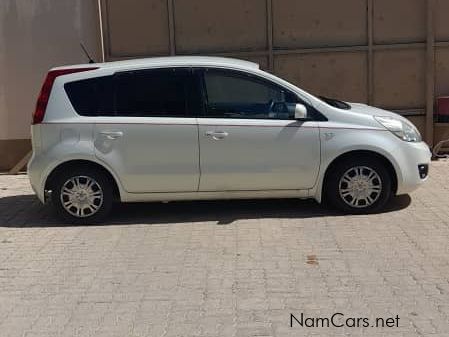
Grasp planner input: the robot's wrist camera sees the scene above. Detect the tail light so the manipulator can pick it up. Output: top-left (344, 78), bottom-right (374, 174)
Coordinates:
top-left (32, 67), bottom-right (98, 124)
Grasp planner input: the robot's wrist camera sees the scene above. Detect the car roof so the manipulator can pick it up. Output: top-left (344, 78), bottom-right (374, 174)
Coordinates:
top-left (52, 56), bottom-right (260, 72)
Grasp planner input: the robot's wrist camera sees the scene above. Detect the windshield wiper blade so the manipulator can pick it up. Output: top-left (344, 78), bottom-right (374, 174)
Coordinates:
top-left (319, 96), bottom-right (351, 110)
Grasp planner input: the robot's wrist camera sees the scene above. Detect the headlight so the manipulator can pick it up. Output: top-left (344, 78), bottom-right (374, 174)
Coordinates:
top-left (374, 116), bottom-right (422, 142)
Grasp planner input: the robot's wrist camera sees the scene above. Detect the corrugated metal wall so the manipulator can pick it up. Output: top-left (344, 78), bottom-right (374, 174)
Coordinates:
top-left (101, 0), bottom-right (449, 145)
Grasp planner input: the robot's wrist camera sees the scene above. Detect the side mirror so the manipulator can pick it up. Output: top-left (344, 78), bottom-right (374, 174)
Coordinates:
top-left (294, 103), bottom-right (308, 119)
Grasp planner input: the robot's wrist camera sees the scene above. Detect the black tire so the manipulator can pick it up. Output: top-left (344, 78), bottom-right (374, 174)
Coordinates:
top-left (50, 167), bottom-right (113, 224)
top-left (324, 157), bottom-right (392, 214)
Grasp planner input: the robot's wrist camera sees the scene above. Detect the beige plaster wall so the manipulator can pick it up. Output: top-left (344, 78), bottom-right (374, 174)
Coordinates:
top-left (0, 0), bottom-right (101, 141)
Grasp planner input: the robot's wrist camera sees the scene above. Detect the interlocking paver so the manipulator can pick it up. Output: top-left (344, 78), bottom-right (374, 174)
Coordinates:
top-left (0, 160), bottom-right (448, 336)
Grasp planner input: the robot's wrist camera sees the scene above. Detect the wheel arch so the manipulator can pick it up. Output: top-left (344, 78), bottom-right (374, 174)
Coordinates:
top-left (321, 150), bottom-right (398, 200)
top-left (44, 159), bottom-right (121, 202)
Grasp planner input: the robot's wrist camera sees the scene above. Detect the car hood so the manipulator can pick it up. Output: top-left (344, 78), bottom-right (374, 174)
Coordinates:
top-left (348, 102), bottom-right (405, 120)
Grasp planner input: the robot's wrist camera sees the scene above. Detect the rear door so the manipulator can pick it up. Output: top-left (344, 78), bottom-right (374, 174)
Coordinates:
top-left (90, 68), bottom-right (201, 193)
top-left (197, 68), bottom-right (321, 191)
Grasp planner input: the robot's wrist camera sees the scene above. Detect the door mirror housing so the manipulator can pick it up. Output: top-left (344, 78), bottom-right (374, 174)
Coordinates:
top-left (294, 104), bottom-right (308, 120)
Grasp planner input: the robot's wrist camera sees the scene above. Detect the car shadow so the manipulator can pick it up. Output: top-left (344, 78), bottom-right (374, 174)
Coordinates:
top-left (0, 194), bottom-right (412, 228)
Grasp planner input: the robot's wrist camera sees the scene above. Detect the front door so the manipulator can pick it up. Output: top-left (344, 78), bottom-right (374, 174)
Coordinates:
top-left (197, 68), bottom-right (321, 191)
top-left (93, 67), bottom-right (200, 193)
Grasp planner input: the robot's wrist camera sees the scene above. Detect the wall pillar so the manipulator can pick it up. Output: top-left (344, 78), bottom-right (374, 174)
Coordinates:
top-left (426, 0), bottom-right (435, 145)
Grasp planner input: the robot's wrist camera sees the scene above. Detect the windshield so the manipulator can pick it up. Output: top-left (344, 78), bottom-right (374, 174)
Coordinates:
top-left (318, 96), bottom-right (351, 110)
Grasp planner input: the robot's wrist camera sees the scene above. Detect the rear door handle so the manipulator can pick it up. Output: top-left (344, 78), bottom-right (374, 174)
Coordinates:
top-left (100, 131), bottom-right (123, 140)
top-left (205, 131), bottom-right (229, 140)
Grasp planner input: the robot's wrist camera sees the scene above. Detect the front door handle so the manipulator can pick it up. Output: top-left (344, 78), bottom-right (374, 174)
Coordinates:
top-left (100, 131), bottom-right (123, 140)
top-left (205, 131), bottom-right (229, 140)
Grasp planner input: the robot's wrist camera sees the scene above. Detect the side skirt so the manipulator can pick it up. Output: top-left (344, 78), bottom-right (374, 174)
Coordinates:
top-left (120, 189), bottom-right (311, 203)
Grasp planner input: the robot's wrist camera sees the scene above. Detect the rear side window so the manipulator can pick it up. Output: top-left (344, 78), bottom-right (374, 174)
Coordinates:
top-left (64, 68), bottom-right (196, 117)
top-left (65, 76), bottom-right (114, 116)
top-left (115, 68), bottom-right (189, 117)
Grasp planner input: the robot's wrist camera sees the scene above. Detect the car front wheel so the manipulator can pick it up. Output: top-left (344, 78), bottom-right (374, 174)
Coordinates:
top-left (325, 157), bottom-right (392, 213)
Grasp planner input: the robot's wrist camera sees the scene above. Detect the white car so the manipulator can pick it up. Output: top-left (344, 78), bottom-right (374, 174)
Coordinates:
top-left (28, 56), bottom-right (431, 223)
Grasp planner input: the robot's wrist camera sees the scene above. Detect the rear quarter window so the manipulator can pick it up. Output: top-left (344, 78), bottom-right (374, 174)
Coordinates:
top-left (64, 76), bottom-right (114, 116)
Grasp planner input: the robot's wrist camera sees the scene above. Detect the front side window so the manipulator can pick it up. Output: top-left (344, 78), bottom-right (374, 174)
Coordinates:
top-left (203, 69), bottom-right (299, 119)
top-left (115, 68), bottom-right (190, 117)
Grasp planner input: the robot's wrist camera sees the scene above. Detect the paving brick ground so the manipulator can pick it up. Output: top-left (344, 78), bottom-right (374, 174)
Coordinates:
top-left (0, 161), bottom-right (448, 337)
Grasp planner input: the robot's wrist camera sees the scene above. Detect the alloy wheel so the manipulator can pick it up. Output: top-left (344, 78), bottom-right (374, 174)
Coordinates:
top-left (338, 166), bottom-right (382, 208)
top-left (60, 176), bottom-right (104, 218)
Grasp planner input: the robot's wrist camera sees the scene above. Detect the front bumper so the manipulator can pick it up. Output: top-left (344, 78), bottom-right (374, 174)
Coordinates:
top-left (392, 141), bottom-right (432, 195)
top-left (418, 163), bottom-right (429, 179)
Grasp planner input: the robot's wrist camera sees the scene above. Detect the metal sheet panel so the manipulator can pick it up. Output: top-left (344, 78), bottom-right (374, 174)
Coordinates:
top-left (106, 0), bottom-right (170, 57)
top-left (274, 52), bottom-right (368, 103)
top-left (174, 0), bottom-right (267, 53)
top-left (435, 0), bottom-right (449, 42)
top-left (373, 0), bottom-right (426, 44)
top-left (436, 47), bottom-right (449, 97)
top-left (273, 0), bottom-right (367, 49)
top-left (373, 49), bottom-right (426, 109)
top-left (435, 124), bottom-right (449, 147)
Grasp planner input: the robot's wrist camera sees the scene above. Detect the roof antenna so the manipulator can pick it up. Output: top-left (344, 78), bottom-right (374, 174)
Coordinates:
top-left (80, 42), bottom-right (96, 64)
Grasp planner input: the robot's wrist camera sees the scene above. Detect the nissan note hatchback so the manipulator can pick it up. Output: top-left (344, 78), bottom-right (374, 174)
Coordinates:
top-left (28, 56), bottom-right (431, 223)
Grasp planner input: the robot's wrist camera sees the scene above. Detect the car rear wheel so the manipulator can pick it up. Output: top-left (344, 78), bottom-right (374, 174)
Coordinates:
top-left (50, 167), bottom-right (113, 223)
top-left (325, 157), bottom-right (392, 213)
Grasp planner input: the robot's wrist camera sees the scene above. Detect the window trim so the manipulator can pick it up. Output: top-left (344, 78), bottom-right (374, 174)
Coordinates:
top-left (65, 66), bottom-right (327, 121)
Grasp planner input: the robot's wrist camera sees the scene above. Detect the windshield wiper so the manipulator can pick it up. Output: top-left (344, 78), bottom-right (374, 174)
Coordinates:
top-left (319, 96), bottom-right (351, 110)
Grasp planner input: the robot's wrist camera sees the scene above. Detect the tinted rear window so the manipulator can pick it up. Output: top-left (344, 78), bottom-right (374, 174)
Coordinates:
top-left (115, 68), bottom-right (189, 117)
top-left (64, 76), bottom-right (114, 116)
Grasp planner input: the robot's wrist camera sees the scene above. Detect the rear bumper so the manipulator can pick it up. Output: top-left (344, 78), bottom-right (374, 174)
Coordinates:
top-left (393, 141), bottom-right (432, 195)
top-left (27, 153), bottom-right (46, 204)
